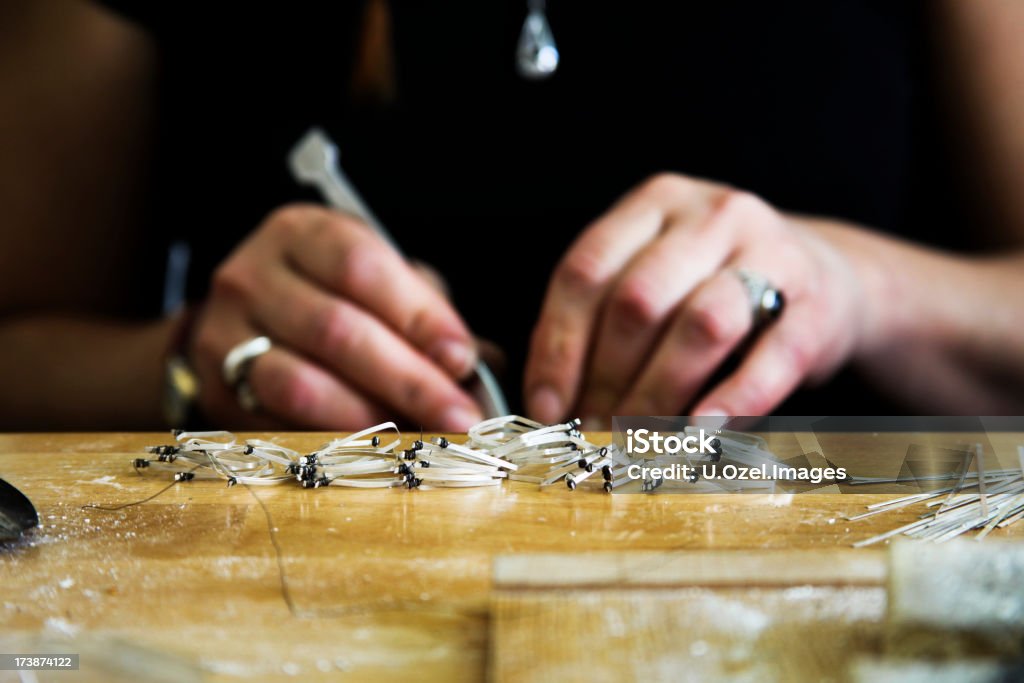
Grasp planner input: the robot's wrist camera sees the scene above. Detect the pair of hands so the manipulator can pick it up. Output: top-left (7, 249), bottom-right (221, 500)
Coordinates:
top-left (190, 173), bottom-right (868, 429)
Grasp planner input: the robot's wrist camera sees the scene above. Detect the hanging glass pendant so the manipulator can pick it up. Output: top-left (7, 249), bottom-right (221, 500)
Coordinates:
top-left (516, 1), bottom-right (559, 80)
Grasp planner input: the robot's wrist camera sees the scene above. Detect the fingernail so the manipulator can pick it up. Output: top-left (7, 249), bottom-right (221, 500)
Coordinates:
top-left (440, 405), bottom-right (482, 432)
top-left (696, 407), bottom-right (729, 417)
top-left (529, 386), bottom-right (563, 424)
top-left (430, 339), bottom-right (477, 379)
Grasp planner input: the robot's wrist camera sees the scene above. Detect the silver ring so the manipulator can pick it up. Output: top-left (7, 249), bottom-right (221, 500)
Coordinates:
top-left (222, 336), bottom-right (272, 411)
top-left (733, 269), bottom-right (785, 326)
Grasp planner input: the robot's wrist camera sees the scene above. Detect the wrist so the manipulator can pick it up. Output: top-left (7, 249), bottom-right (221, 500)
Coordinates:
top-left (162, 305), bottom-right (201, 428)
top-left (807, 219), bottom-right (976, 361)
top-left (803, 220), bottom-right (911, 355)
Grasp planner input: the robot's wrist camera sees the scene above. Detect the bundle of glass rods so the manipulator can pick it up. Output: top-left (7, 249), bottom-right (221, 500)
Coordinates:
top-left (849, 445), bottom-right (1024, 546)
top-left (133, 416), bottom-right (625, 491)
top-left (135, 422), bottom-right (520, 490)
top-left (135, 417), bottom-right (795, 495)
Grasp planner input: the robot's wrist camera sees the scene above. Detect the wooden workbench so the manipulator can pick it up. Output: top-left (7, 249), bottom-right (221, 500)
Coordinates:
top-left (1, 431), bottom-right (1021, 682)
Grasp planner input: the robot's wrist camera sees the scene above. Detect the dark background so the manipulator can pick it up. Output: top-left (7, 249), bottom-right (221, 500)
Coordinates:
top-left (104, 1), bottom-right (971, 413)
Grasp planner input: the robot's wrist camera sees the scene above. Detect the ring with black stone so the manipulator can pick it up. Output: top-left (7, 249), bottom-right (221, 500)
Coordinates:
top-left (733, 269), bottom-right (786, 327)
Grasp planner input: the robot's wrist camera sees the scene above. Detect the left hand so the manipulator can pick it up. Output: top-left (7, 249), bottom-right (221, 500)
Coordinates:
top-left (524, 173), bottom-right (870, 424)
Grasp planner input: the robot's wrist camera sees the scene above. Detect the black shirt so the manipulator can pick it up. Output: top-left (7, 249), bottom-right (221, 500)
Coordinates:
top-left (97, 1), bottom-right (969, 413)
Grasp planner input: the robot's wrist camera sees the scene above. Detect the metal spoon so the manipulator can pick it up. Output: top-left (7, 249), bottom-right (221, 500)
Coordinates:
top-left (0, 478), bottom-right (38, 541)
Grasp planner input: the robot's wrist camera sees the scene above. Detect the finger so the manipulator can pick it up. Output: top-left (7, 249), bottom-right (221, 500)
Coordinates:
top-left (247, 345), bottom-right (391, 429)
top-left (576, 216), bottom-right (738, 420)
top-left (192, 297), bottom-right (390, 429)
top-left (282, 208), bottom-right (477, 379)
top-left (249, 265), bottom-right (483, 431)
top-left (691, 305), bottom-right (817, 416)
top-left (188, 302), bottom-right (291, 430)
top-left (524, 185), bottom-right (677, 423)
top-left (615, 269), bottom-right (753, 416)
top-left (410, 260), bottom-right (450, 298)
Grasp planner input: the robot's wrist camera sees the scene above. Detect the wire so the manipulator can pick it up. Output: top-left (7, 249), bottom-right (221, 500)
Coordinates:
top-left (82, 465), bottom-right (202, 512)
top-left (240, 480), bottom-right (300, 618)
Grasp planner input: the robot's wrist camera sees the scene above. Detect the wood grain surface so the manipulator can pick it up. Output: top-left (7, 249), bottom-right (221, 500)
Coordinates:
top-left (490, 586), bottom-right (888, 683)
top-left (0, 431), bottom-right (1021, 682)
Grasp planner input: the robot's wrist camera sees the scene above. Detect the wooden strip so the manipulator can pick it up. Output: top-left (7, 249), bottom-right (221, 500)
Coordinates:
top-left (493, 550), bottom-right (886, 589)
top-left (491, 587), bottom-right (887, 683)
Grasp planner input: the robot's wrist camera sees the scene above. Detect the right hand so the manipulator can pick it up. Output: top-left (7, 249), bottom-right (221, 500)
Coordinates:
top-left (188, 204), bottom-right (484, 430)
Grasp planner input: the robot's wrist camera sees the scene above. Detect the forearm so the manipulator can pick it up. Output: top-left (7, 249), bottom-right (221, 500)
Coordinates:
top-left (0, 315), bottom-right (175, 430)
top-left (814, 220), bottom-right (1024, 412)
top-left (0, 2), bottom-right (166, 430)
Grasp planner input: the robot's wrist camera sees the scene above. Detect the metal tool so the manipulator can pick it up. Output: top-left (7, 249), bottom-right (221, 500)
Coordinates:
top-left (0, 477), bottom-right (38, 542)
top-left (288, 128), bottom-right (509, 418)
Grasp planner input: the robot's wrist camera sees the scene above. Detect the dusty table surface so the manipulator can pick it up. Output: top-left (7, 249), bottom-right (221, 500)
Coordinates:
top-left (1, 431), bottom-right (1021, 682)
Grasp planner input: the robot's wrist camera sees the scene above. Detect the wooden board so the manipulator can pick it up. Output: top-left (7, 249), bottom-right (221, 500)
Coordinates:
top-left (491, 586), bottom-right (886, 683)
top-left (490, 550), bottom-right (888, 682)
top-left (0, 432), bottom-right (1021, 682)
top-left (494, 549), bottom-right (886, 589)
